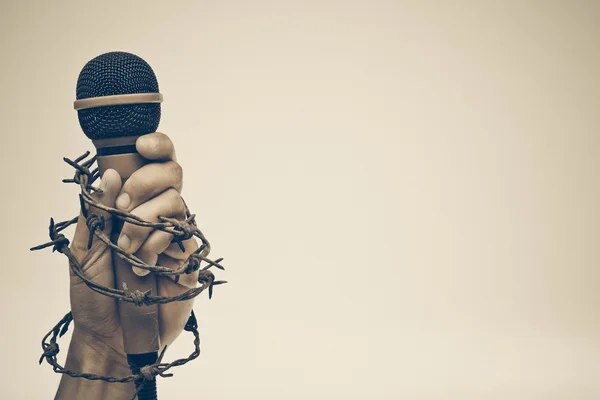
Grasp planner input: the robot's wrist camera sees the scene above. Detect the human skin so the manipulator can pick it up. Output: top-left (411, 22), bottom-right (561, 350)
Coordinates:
top-left (55, 132), bottom-right (198, 399)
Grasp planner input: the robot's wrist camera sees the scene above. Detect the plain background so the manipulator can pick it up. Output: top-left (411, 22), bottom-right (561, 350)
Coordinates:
top-left (1, 0), bottom-right (599, 398)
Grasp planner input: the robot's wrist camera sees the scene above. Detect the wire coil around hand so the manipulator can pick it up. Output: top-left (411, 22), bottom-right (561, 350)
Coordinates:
top-left (31, 151), bottom-right (226, 400)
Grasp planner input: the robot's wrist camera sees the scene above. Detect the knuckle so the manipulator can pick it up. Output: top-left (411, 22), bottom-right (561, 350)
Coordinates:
top-left (169, 161), bottom-right (183, 182)
top-left (167, 188), bottom-right (185, 215)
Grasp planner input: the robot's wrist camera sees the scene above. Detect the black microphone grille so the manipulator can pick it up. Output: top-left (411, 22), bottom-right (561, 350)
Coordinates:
top-left (76, 51), bottom-right (161, 140)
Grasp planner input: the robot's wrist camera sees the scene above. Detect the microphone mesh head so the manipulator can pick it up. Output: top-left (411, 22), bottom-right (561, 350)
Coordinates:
top-left (76, 51), bottom-right (161, 140)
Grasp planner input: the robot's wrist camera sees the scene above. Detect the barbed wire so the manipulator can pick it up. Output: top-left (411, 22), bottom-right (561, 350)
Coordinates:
top-left (31, 151), bottom-right (226, 399)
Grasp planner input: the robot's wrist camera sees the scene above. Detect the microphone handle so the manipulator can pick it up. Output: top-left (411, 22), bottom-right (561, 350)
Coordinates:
top-left (95, 135), bottom-right (160, 399)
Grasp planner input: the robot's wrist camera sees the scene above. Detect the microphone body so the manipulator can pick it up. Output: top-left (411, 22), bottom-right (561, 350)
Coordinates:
top-left (93, 136), bottom-right (160, 356)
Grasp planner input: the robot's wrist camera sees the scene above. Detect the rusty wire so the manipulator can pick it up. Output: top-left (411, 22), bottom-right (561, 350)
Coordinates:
top-left (31, 151), bottom-right (226, 399)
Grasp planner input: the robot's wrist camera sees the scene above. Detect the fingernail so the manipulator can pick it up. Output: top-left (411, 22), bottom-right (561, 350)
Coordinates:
top-left (116, 193), bottom-right (130, 210)
top-left (133, 266), bottom-right (151, 277)
top-left (118, 234), bottom-right (131, 251)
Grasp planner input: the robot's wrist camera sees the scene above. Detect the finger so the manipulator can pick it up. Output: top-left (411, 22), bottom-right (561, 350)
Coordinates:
top-left (158, 275), bottom-right (195, 347)
top-left (70, 169), bottom-right (122, 260)
top-left (133, 229), bottom-right (175, 277)
top-left (115, 161), bottom-right (183, 212)
top-left (134, 229), bottom-right (197, 277)
top-left (157, 252), bottom-right (199, 289)
top-left (117, 188), bottom-right (185, 256)
top-left (136, 132), bottom-right (177, 162)
top-left (162, 237), bottom-right (199, 260)
top-left (159, 237), bottom-right (200, 289)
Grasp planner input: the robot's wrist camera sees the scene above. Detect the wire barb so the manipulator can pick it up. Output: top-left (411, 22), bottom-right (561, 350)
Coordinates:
top-left (85, 213), bottom-right (105, 249)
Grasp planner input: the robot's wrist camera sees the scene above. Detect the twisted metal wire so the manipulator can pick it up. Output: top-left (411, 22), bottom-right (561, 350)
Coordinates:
top-left (31, 151), bottom-right (226, 399)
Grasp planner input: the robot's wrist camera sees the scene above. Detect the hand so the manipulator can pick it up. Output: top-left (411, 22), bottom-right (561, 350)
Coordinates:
top-left (56, 133), bottom-right (198, 399)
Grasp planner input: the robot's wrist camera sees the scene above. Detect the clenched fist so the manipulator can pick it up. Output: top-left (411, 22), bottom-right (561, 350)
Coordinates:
top-left (56, 132), bottom-right (197, 400)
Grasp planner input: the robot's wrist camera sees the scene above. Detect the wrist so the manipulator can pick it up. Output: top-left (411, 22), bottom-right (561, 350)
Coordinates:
top-left (56, 328), bottom-right (134, 400)
top-left (71, 328), bottom-right (130, 374)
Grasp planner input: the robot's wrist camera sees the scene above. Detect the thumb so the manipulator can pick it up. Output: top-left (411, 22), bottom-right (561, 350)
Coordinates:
top-left (70, 169), bottom-right (122, 257)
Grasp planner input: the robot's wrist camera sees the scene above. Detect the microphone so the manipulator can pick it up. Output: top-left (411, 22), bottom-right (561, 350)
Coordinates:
top-left (75, 51), bottom-right (163, 399)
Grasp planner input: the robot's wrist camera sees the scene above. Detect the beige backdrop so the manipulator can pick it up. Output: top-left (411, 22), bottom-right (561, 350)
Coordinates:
top-left (1, 0), bottom-right (599, 398)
